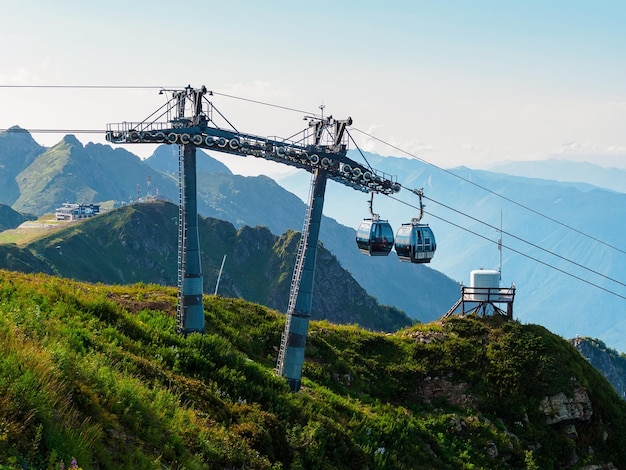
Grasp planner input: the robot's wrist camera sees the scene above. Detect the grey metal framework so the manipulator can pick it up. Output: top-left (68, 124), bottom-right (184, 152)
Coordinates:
top-left (106, 85), bottom-right (401, 391)
top-left (442, 284), bottom-right (516, 319)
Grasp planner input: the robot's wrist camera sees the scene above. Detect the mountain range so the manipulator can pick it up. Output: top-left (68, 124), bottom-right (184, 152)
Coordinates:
top-left (0, 128), bottom-right (459, 325)
top-left (2, 127), bottom-right (626, 352)
top-left (488, 159), bottom-right (626, 194)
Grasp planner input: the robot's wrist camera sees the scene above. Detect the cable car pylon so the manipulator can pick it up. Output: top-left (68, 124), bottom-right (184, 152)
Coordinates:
top-left (276, 169), bottom-right (327, 391)
top-left (105, 85), bottom-right (401, 391)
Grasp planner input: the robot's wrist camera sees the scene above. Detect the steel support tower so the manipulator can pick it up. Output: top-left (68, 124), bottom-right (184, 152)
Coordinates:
top-left (106, 85), bottom-right (401, 390)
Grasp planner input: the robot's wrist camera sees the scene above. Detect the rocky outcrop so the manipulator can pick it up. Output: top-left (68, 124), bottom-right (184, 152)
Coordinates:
top-left (539, 382), bottom-right (600, 467)
top-left (417, 375), bottom-right (475, 408)
top-left (539, 386), bottom-right (593, 425)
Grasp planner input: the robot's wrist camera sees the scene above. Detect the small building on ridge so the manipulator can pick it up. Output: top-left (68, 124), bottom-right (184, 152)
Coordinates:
top-left (55, 203), bottom-right (100, 221)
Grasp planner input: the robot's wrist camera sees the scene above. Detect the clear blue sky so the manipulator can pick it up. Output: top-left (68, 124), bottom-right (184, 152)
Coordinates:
top-left (2, 0), bottom-right (626, 174)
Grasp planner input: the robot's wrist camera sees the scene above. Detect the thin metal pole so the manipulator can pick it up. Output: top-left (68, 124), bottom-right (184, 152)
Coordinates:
top-left (214, 255), bottom-right (227, 295)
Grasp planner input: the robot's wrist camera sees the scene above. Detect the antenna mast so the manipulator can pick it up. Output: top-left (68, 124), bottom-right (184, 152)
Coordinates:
top-left (498, 211), bottom-right (503, 281)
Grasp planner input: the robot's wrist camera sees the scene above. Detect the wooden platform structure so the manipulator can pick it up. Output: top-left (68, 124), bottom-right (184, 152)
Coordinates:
top-left (442, 284), bottom-right (516, 319)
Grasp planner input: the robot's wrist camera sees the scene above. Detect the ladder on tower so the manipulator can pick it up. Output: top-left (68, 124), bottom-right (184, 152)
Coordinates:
top-left (176, 145), bottom-right (187, 333)
top-left (276, 173), bottom-right (316, 375)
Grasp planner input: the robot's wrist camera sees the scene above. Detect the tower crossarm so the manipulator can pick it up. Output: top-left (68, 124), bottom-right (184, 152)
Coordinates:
top-left (105, 87), bottom-right (401, 196)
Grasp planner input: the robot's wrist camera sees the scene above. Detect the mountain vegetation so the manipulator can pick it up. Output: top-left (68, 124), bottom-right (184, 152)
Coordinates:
top-left (1, 201), bottom-right (410, 332)
top-left (2, 270), bottom-right (626, 469)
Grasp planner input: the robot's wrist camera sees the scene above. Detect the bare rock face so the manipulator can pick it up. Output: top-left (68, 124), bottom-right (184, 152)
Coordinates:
top-left (539, 384), bottom-right (596, 467)
top-left (539, 386), bottom-right (593, 425)
top-left (571, 337), bottom-right (626, 399)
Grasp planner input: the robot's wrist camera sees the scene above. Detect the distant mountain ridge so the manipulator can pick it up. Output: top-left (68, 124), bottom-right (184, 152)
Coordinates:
top-left (488, 158), bottom-right (626, 194)
top-left (0, 125), bottom-right (45, 204)
top-left (11, 135), bottom-right (179, 215)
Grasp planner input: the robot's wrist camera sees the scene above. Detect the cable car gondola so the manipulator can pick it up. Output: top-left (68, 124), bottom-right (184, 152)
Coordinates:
top-left (394, 188), bottom-right (437, 264)
top-left (356, 217), bottom-right (395, 256)
top-left (395, 222), bottom-right (436, 263)
top-left (356, 193), bottom-right (394, 256)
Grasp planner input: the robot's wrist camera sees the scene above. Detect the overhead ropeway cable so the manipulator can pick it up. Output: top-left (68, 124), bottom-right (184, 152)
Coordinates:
top-left (351, 127), bottom-right (626, 257)
top-left (386, 193), bottom-right (626, 302)
top-left (3, 86), bottom-right (624, 302)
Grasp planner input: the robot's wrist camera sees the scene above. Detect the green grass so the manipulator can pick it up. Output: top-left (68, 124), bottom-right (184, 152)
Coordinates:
top-left (1, 270), bottom-right (626, 469)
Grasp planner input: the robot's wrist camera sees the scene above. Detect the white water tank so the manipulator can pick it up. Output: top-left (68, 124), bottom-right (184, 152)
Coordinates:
top-left (470, 269), bottom-right (500, 301)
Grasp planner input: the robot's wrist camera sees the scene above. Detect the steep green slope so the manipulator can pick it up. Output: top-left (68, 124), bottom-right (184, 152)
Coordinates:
top-left (0, 204), bottom-right (35, 232)
top-left (0, 126), bottom-right (45, 205)
top-left (0, 243), bottom-right (53, 274)
top-left (1, 271), bottom-right (625, 469)
top-left (12, 201), bottom-right (410, 332)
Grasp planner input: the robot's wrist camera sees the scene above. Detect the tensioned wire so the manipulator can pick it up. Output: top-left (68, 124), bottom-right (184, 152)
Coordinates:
top-left (349, 127), bottom-right (626, 257)
top-left (386, 193), bottom-right (626, 302)
top-left (2, 84), bottom-right (623, 256)
top-left (2, 84), bottom-right (625, 297)
top-left (345, 128), bottom-right (626, 299)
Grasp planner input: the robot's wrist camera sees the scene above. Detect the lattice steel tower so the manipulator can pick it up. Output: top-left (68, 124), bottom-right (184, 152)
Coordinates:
top-left (106, 85), bottom-right (400, 390)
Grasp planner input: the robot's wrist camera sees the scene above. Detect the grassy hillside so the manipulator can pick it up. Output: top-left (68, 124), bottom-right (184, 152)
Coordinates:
top-left (1, 271), bottom-right (626, 469)
top-left (3, 201), bottom-right (411, 332)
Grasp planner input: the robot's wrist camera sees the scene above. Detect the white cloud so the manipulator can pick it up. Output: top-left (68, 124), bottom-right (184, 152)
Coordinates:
top-left (553, 141), bottom-right (590, 154)
top-left (604, 145), bottom-right (626, 154)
